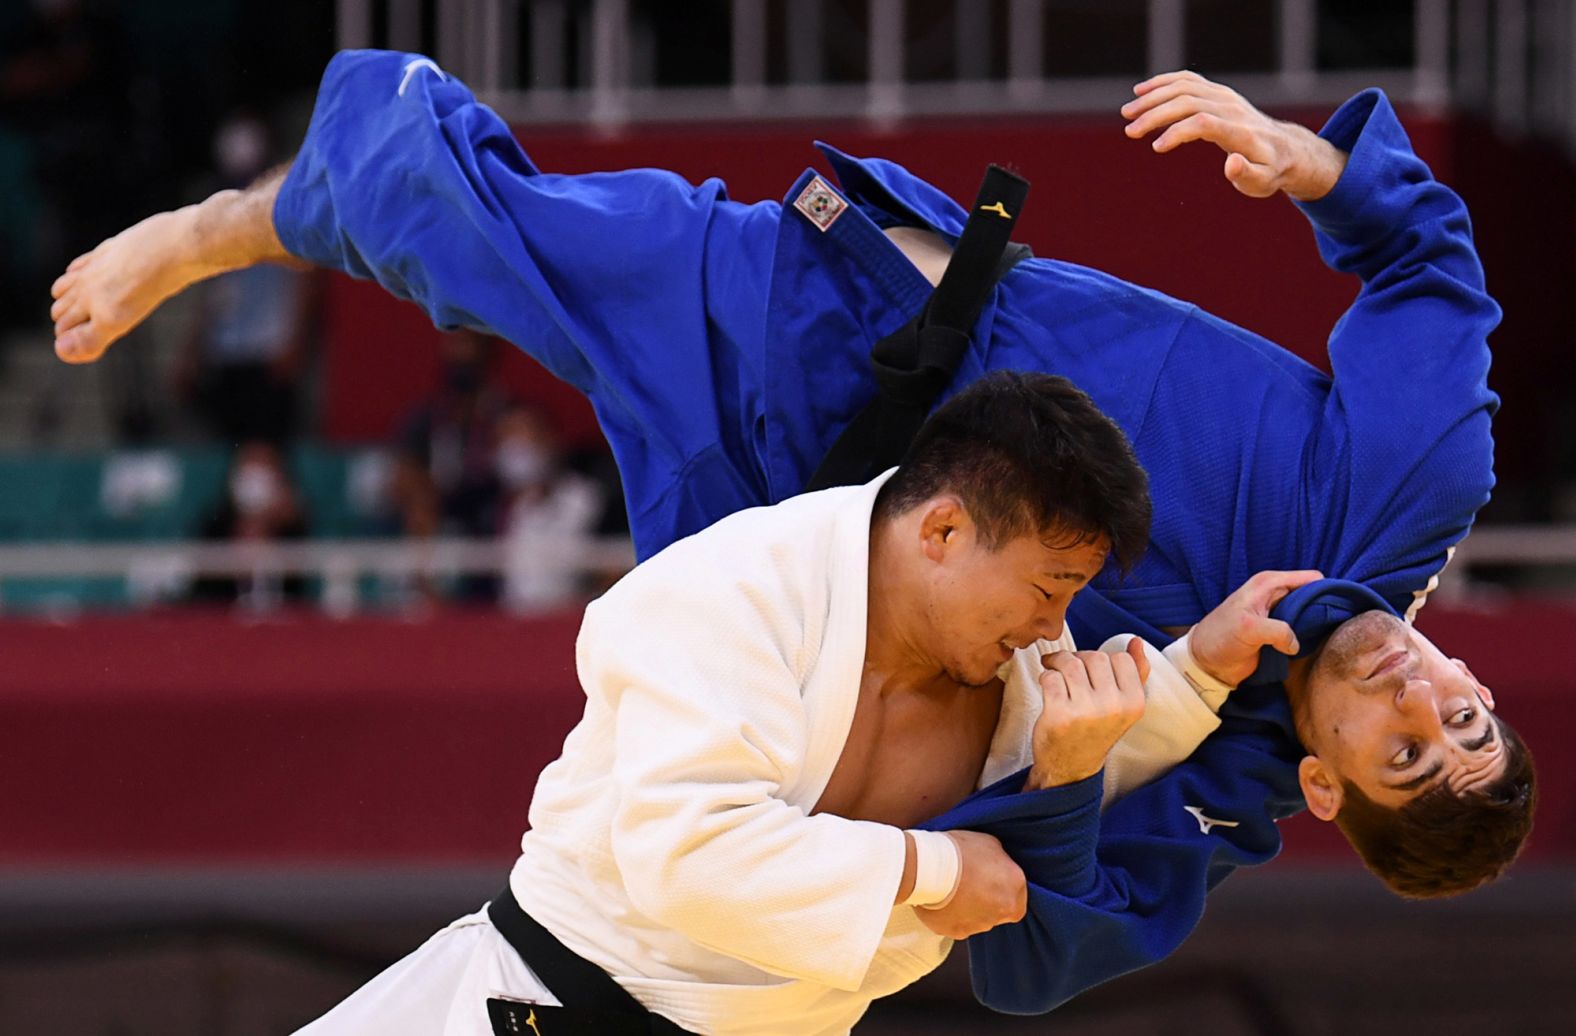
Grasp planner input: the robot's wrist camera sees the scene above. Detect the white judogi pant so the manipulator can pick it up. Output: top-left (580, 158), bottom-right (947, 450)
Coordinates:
top-left (293, 908), bottom-right (560, 1036)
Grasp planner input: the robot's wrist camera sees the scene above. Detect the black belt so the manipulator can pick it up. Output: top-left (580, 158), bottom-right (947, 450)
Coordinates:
top-left (805, 164), bottom-right (1032, 493)
top-left (485, 886), bottom-right (695, 1036)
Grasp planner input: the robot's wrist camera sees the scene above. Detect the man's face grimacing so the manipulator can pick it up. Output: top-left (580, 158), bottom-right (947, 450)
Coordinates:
top-left (915, 497), bottom-right (1108, 688)
top-left (1292, 610), bottom-right (1506, 818)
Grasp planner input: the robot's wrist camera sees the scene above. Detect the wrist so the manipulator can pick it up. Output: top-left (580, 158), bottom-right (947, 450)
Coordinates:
top-left (904, 829), bottom-right (962, 909)
top-left (1025, 759), bottom-right (1097, 791)
top-left (1164, 630), bottom-right (1236, 710)
top-left (1282, 122), bottom-right (1348, 202)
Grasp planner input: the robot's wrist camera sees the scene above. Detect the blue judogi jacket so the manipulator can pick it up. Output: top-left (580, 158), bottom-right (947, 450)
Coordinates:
top-left (276, 51), bottom-right (1499, 1014)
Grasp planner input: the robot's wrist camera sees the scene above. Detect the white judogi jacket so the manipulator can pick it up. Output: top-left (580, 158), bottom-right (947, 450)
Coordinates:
top-left (511, 473), bottom-right (1228, 1036)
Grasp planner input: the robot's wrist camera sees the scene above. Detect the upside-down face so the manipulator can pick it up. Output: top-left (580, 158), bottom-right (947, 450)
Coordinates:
top-left (1293, 610), bottom-right (1505, 817)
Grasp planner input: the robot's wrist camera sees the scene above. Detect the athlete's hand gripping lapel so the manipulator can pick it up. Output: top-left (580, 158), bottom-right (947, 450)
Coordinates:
top-left (1026, 640), bottom-right (1150, 791)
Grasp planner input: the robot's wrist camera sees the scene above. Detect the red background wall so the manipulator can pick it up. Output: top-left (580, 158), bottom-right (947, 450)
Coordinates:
top-left (1, 599), bottom-right (1569, 867)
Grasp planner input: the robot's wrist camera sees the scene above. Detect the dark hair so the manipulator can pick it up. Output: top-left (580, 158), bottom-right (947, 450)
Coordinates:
top-left (873, 371), bottom-right (1151, 571)
top-left (1335, 714), bottom-right (1537, 899)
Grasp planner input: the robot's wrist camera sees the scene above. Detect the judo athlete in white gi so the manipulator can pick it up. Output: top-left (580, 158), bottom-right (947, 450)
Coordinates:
top-left (291, 371), bottom-right (1312, 1036)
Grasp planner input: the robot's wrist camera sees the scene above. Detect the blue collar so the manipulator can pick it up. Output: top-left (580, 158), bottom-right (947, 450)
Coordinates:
top-left (1247, 578), bottom-right (1401, 685)
top-left (815, 142), bottom-right (971, 239)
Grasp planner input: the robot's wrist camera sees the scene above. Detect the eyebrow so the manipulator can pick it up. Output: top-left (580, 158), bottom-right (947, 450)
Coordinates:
top-left (1463, 725), bottom-right (1497, 752)
top-left (1387, 760), bottom-right (1444, 793)
top-left (1384, 722), bottom-right (1498, 795)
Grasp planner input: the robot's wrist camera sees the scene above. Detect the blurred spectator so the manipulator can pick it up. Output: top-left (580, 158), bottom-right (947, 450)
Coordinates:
top-left (497, 402), bottom-right (607, 612)
top-left (174, 113), bottom-right (318, 445)
top-left (391, 328), bottom-right (515, 601)
top-left (189, 440), bottom-right (310, 608)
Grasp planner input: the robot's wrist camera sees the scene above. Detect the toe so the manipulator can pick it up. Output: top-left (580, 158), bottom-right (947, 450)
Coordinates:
top-left (53, 298), bottom-right (87, 336)
top-left (55, 323), bottom-right (104, 364)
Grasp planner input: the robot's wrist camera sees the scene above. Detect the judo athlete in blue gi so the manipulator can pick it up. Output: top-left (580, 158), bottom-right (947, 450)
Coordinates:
top-left (51, 56), bottom-right (1536, 1018)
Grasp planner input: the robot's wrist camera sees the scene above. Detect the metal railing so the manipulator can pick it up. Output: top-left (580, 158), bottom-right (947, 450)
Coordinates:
top-left (0, 528), bottom-right (1570, 616)
top-left (331, 1), bottom-right (1576, 154)
top-left (0, 536), bottom-right (636, 617)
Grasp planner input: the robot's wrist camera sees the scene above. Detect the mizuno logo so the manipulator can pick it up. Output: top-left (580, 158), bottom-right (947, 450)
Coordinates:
top-left (1184, 805), bottom-right (1239, 834)
top-left (399, 57), bottom-right (448, 97)
top-left (979, 201), bottom-right (1012, 219)
top-left (523, 1008), bottom-right (543, 1036)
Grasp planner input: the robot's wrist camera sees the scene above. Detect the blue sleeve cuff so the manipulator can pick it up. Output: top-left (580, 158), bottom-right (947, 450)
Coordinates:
top-left (1293, 87), bottom-right (1409, 239)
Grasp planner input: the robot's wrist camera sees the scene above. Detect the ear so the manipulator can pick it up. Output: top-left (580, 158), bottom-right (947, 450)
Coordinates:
top-left (918, 496), bottom-right (968, 561)
top-left (1451, 658), bottom-right (1494, 711)
top-left (1297, 755), bottom-right (1343, 822)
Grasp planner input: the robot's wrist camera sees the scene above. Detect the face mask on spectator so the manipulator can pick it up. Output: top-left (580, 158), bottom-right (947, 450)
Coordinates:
top-left (231, 464), bottom-right (283, 515)
top-left (215, 117), bottom-right (269, 185)
top-left (497, 443), bottom-right (552, 490)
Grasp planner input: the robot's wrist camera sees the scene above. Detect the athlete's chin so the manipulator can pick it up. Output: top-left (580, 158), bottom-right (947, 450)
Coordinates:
top-left (945, 658), bottom-right (1003, 689)
top-left (1318, 609), bottom-right (1404, 681)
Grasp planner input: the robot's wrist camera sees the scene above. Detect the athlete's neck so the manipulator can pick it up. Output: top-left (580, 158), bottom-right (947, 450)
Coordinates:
top-left (864, 516), bottom-right (947, 694)
top-left (884, 226), bottom-right (952, 288)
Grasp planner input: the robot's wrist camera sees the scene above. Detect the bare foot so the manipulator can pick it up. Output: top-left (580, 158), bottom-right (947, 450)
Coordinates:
top-left (50, 207), bottom-right (203, 364)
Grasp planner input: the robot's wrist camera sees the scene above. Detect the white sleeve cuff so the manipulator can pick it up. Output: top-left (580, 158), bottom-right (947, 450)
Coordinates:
top-left (1162, 631), bottom-right (1235, 713)
top-left (904, 829), bottom-right (961, 909)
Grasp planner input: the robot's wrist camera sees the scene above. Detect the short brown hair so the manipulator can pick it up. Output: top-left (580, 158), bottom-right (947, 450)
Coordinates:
top-left (873, 371), bottom-right (1151, 571)
top-left (1334, 715), bottom-right (1537, 898)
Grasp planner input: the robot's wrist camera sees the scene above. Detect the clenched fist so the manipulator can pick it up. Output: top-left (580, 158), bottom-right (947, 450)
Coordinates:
top-left (1025, 640), bottom-right (1149, 791)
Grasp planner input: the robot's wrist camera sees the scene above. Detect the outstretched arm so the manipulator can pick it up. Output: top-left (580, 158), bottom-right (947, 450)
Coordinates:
top-left (947, 76), bottom-right (1499, 1014)
top-left (51, 166), bottom-right (298, 363)
top-left (1125, 70), bottom-right (1499, 601)
top-left (1292, 88), bottom-right (1498, 599)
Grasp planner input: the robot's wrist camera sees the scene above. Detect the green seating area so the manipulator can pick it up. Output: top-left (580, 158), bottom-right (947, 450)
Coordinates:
top-left (0, 445), bottom-right (394, 612)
